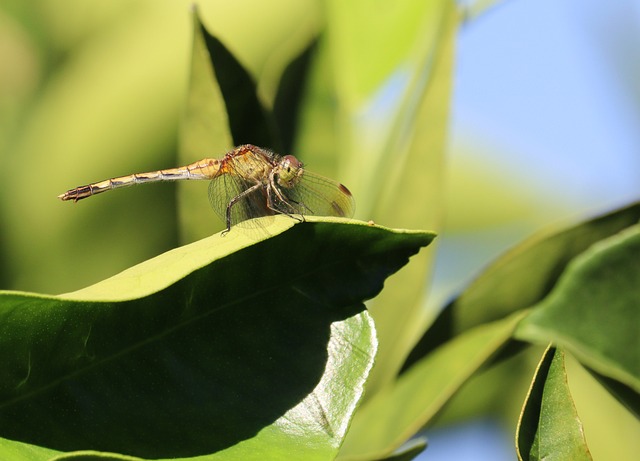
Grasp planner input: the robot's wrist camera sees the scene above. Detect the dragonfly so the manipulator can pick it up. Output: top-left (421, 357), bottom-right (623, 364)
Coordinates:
top-left (58, 144), bottom-right (355, 232)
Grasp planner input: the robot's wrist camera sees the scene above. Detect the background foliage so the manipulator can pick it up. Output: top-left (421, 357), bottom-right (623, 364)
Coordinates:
top-left (0, 1), bottom-right (638, 460)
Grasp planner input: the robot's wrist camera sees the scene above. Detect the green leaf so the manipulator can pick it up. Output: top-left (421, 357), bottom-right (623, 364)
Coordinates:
top-left (199, 18), bottom-right (274, 149)
top-left (585, 369), bottom-right (640, 419)
top-left (273, 39), bottom-right (318, 153)
top-left (178, 8), bottom-right (234, 242)
top-left (13, 447), bottom-right (144, 461)
top-left (460, 0), bottom-right (512, 23)
top-left (0, 438), bottom-right (61, 461)
top-left (7, 3), bottom-right (185, 294)
top-left (337, 311), bottom-right (525, 460)
top-left (178, 9), bottom-right (312, 242)
top-left (373, 438), bottom-right (427, 461)
top-left (516, 224), bottom-right (640, 393)
top-left (319, 0), bottom-right (457, 398)
top-left (516, 347), bottom-right (592, 461)
top-left (403, 202), bottom-right (640, 371)
top-left (0, 217), bottom-right (435, 460)
top-left (563, 354), bottom-right (640, 461)
top-left (361, 0), bottom-right (457, 394)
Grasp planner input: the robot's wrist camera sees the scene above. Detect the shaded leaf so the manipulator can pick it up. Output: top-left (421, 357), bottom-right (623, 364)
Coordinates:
top-left (200, 19), bottom-right (274, 149)
top-left (516, 347), bottom-right (592, 461)
top-left (273, 39), bottom-right (318, 153)
top-left (0, 218), bottom-right (435, 460)
top-left (516, 224), bottom-right (640, 393)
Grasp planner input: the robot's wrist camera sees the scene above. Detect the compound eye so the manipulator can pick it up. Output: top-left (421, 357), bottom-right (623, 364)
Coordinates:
top-left (283, 155), bottom-right (303, 170)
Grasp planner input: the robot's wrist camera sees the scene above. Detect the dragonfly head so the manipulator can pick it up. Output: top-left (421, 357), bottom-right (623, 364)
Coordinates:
top-left (277, 155), bottom-right (304, 188)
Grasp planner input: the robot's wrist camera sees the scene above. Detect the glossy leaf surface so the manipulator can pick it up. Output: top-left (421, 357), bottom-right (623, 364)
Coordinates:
top-left (403, 202), bottom-right (640, 370)
top-left (516, 347), bottom-right (592, 461)
top-left (0, 218), bottom-right (435, 460)
top-left (517, 224), bottom-right (640, 393)
top-left (338, 311), bottom-right (525, 460)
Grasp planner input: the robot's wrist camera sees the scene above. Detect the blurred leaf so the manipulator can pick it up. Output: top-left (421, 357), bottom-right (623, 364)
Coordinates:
top-left (516, 347), bottom-right (592, 461)
top-left (442, 150), bottom-right (562, 231)
top-left (288, 38), bottom-right (344, 220)
top-left (403, 202), bottom-right (640, 371)
top-left (273, 39), bottom-right (318, 153)
top-left (321, 0), bottom-right (456, 397)
top-left (564, 354), bottom-right (640, 461)
top-left (586, 369), bottom-right (640, 419)
top-left (200, 20), bottom-right (273, 149)
top-left (0, 217), bottom-right (434, 460)
top-left (516, 224), bottom-right (640, 393)
top-left (373, 438), bottom-right (427, 461)
top-left (325, 0), bottom-right (444, 108)
top-left (177, 9), bottom-right (236, 242)
top-left (429, 342), bottom-right (543, 429)
top-left (364, 0), bottom-right (455, 393)
top-left (337, 310), bottom-right (525, 461)
top-left (460, 0), bottom-right (513, 23)
top-left (4, 2), bottom-right (186, 293)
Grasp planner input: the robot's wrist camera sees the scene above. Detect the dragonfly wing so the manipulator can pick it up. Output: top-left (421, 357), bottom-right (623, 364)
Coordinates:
top-left (279, 171), bottom-right (356, 219)
top-left (208, 171), bottom-right (273, 227)
top-left (209, 149), bottom-right (355, 227)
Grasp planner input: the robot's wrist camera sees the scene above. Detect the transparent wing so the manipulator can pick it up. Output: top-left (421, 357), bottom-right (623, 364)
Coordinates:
top-left (277, 171), bottom-right (356, 219)
top-left (207, 150), bottom-right (281, 228)
top-left (208, 149), bottom-right (355, 228)
top-left (208, 173), bottom-right (275, 228)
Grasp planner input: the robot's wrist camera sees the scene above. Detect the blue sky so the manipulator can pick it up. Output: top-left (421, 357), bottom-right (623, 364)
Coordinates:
top-left (453, 0), bottom-right (638, 214)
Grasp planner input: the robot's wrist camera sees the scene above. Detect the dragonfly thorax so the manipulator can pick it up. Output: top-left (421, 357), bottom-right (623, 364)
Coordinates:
top-left (275, 155), bottom-right (304, 189)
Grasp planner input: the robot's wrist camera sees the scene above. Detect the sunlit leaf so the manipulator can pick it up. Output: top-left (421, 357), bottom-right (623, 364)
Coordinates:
top-left (5, 2), bottom-right (186, 293)
top-left (516, 224), bottom-right (640, 393)
top-left (0, 218), bottom-right (435, 460)
top-left (320, 0), bottom-right (457, 398)
top-left (516, 347), bottom-right (592, 461)
top-left (362, 0), bottom-right (456, 394)
top-left (403, 202), bottom-right (640, 370)
top-left (177, 8), bottom-right (235, 241)
top-left (338, 311), bottom-right (525, 460)
top-left (374, 438), bottom-right (427, 461)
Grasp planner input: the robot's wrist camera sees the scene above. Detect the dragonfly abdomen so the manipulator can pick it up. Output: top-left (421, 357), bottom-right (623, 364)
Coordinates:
top-left (58, 158), bottom-right (221, 202)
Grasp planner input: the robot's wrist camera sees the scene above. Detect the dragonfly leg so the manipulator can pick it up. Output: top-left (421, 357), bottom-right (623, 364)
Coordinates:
top-left (223, 183), bottom-right (262, 234)
top-left (287, 197), bottom-right (313, 216)
top-left (266, 185), bottom-right (303, 223)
